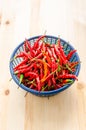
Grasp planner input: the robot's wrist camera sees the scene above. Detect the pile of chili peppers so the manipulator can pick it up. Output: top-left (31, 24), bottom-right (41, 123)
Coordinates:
top-left (12, 35), bottom-right (79, 91)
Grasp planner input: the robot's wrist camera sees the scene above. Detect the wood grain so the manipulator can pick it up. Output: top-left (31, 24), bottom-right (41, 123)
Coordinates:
top-left (0, 0), bottom-right (86, 130)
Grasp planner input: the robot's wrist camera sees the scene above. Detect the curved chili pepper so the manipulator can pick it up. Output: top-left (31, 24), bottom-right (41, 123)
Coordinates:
top-left (54, 45), bottom-right (63, 65)
top-left (47, 47), bottom-right (52, 57)
top-left (67, 50), bottom-right (76, 60)
top-left (14, 58), bottom-right (28, 70)
top-left (58, 38), bottom-right (67, 59)
top-left (58, 74), bottom-right (78, 80)
top-left (24, 72), bottom-right (41, 90)
top-left (42, 51), bottom-right (52, 65)
top-left (15, 62), bottom-right (36, 74)
top-left (51, 48), bottom-right (57, 61)
top-left (33, 35), bottom-right (45, 50)
top-left (35, 43), bottom-right (43, 56)
top-left (57, 39), bottom-right (68, 64)
top-left (24, 39), bottom-right (35, 57)
top-left (39, 60), bottom-right (48, 82)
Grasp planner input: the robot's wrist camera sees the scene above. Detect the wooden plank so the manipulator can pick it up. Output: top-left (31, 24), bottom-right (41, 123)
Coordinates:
top-left (0, 0), bottom-right (86, 130)
top-left (0, 0), bottom-right (29, 130)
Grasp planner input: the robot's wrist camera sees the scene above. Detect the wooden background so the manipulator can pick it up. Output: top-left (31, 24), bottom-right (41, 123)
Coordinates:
top-left (0, 0), bottom-right (86, 130)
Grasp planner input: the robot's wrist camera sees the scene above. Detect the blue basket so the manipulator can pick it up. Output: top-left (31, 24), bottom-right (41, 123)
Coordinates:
top-left (9, 35), bottom-right (81, 97)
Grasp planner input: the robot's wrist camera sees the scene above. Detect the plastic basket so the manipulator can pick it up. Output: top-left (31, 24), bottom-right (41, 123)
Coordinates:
top-left (9, 35), bottom-right (81, 97)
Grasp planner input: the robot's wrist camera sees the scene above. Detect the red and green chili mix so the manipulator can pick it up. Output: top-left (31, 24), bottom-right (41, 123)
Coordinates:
top-left (12, 35), bottom-right (80, 91)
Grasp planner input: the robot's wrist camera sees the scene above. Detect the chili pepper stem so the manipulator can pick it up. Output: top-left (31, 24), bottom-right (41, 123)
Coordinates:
top-left (17, 86), bottom-right (20, 89)
top-left (24, 92), bottom-right (28, 97)
top-left (9, 77), bottom-right (13, 81)
top-left (10, 56), bottom-right (17, 62)
top-left (66, 64), bottom-right (73, 72)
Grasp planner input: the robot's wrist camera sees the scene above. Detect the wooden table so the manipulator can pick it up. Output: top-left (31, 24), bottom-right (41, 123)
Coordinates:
top-left (0, 0), bottom-right (86, 130)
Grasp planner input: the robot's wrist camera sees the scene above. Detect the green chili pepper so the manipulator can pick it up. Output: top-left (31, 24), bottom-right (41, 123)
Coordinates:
top-left (19, 74), bottom-right (24, 84)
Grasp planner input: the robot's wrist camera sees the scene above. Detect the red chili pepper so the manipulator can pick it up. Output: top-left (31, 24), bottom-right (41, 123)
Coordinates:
top-left (51, 48), bottom-right (57, 61)
top-left (40, 66), bottom-right (44, 79)
top-left (54, 45), bottom-right (63, 65)
top-left (52, 77), bottom-right (56, 85)
top-left (31, 53), bottom-right (43, 61)
top-left (42, 51), bottom-right (52, 65)
top-left (19, 51), bottom-right (32, 59)
top-left (71, 61), bottom-right (80, 69)
top-left (14, 58), bottom-right (28, 70)
top-left (44, 68), bottom-right (57, 82)
top-left (14, 64), bottom-right (29, 71)
top-left (58, 74), bottom-right (78, 80)
top-left (36, 59), bottom-right (48, 83)
top-left (67, 50), bottom-right (77, 60)
top-left (48, 79), bottom-right (52, 87)
top-left (24, 39), bottom-right (35, 57)
top-left (42, 42), bottom-right (46, 52)
top-left (57, 39), bottom-right (68, 64)
top-left (24, 72), bottom-right (41, 90)
top-left (14, 62), bottom-right (36, 74)
top-left (33, 35), bottom-right (45, 50)
top-left (35, 43), bottom-right (43, 56)
top-left (55, 84), bottom-right (62, 89)
top-left (47, 47), bottom-right (52, 57)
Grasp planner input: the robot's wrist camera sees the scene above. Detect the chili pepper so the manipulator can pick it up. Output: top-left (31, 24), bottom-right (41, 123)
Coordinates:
top-left (63, 79), bottom-right (74, 84)
top-left (14, 62), bottom-right (36, 74)
top-left (57, 39), bottom-right (68, 63)
top-left (70, 61), bottom-right (80, 69)
top-left (54, 45), bottom-right (63, 65)
top-left (55, 84), bottom-right (62, 89)
top-left (47, 47), bottom-right (52, 57)
top-left (24, 72), bottom-right (41, 90)
top-left (44, 68), bottom-right (57, 82)
top-left (15, 64), bottom-right (29, 70)
top-left (35, 42), bottom-right (43, 56)
top-left (19, 74), bottom-right (24, 84)
top-left (36, 76), bottom-right (41, 90)
top-left (31, 53), bottom-right (43, 61)
top-left (10, 52), bottom-right (26, 62)
top-left (33, 35), bottom-right (45, 50)
top-left (27, 79), bottom-right (36, 86)
top-left (58, 74), bottom-right (78, 80)
top-left (65, 64), bottom-right (73, 72)
top-left (51, 58), bottom-right (57, 86)
top-left (48, 79), bottom-right (52, 87)
top-left (51, 48), bottom-right (57, 61)
top-left (24, 39), bottom-right (31, 50)
top-left (14, 58), bottom-right (28, 70)
top-left (38, 59), bottom-right (48, 82)
top-left (37, 35), bottom-right (46, 43)
top-left (42, 51), bottom-right (52, 65)
top-left (24, 39), bottom-right (35, 57)
top-left (40, 66), bottom-right (43, 79)
top-left (52, 77), bottom-right (56, 85)
top-left (19, 51), bottom-right (32, 59)
top-left (45, 42), bottom-right (51, 48)
top-left (24, 40), bottom-right (29, 52)
top-left (42, 42), bottom-right (46, 52)
top-left (42, 84), bottom-right (48, 91)
top-left (29, 84), bottom-right (34, 89)
top-left (67, 50), bottom-right (76, 60)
